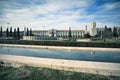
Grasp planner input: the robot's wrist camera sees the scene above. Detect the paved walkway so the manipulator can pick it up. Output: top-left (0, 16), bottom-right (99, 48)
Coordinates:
top-left (0, 54), bottom-right (120, 76)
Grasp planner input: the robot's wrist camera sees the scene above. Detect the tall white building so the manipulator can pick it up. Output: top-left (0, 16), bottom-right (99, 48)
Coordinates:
top-left (90, 21), bottom-right (97, 36)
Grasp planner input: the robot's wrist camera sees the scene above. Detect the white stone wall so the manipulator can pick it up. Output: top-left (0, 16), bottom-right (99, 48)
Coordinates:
top-left (32, 30), bottom-right (85, 38)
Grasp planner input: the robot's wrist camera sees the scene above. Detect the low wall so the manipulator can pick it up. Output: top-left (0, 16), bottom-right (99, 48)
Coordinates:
top-left (0, 44), bottom-right (120, 51)
top-left (0, 54), bottom-right (120, 76)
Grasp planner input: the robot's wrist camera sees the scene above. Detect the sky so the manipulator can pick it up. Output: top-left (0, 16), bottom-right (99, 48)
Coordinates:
top-left (0, 0), bottom-right (120, 31)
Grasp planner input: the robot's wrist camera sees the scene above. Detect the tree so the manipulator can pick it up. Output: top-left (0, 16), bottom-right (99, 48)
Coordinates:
top-left (117, 28), bottom-right (120, 37)
top-left (104, 25), bottom-right (108, 38)
top-left (0, 26), bottom-right (2, 37)
top-left (68, 27), bottom-right (72, 38)
top-left (84, 33), bottom-right (91, 38)
top-left (30, 28), bottom-right (32, 36)
top-left (113, 27), bottom-right (118, 37)
top-left (51, 31), bottom-right (54, 37)
top-left (6, 28), bottom-right (9, 37)
top-left (105, 26), bottom-right (107, 31)
top-left (27, 28), bottom-right (29, 36)
top-left (108, 28), bottom-right (112, 38)
top-left (17, 27), bottom-right (20, 39)
top-left (10, 27), bottom-right (12, 37)
top-left (14, 28), bottom-right (16, 38)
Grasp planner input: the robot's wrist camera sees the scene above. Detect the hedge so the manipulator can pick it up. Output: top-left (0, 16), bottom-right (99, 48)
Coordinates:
top-left (0, 40), bottom-right (120, 48)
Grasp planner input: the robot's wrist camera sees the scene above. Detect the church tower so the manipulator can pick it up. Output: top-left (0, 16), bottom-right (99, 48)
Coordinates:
top-left (90, 21), bottom-right (97, 36)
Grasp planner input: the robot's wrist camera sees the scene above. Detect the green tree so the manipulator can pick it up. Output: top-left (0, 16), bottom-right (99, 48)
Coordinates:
top-left (0, 26), bottom-right (2, 37)
top-left (117, 28), bottom-right (120, 37)
top-left (30, 28), bottom-right (32, 36)
top-left (17, 27), bottom-right (20, 39)
top-left (27, 28), bottom-right (29, 36)
top-left (104, 25), bottom-right (108, 38)
top-left (84, 33), bottom-right (91, 38)
top-left (68, 27), bottom-right (72, 38)
top-left (113, 27), bottom-right (118, 37)
top-left (51, 31), bottom-right (54, 37)
top-left (108, 28), bottom-right (112, 38)
top-left (10, 27), bottom-right (12, 37)
top-left (14, 28), bottom-right (16, 38)
top-left (6, 28), bottom-right (9, 37)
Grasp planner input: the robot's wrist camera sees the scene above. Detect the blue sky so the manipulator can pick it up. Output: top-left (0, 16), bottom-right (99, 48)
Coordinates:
top-left (0, 0), bottom-right (120, 31)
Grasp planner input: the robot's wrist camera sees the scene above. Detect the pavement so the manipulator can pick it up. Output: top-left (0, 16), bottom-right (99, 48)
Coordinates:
top-left (0, 54), bottom-right (120, 76)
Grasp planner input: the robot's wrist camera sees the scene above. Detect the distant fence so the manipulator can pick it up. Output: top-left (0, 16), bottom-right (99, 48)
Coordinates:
top-left (0, 40), bottom-right (120, 48)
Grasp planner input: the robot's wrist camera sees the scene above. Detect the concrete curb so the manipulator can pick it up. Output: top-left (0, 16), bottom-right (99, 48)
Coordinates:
top-left (0, 54), bottom-right (120, 76)
top-left (0, 44), bottom-right (120, 51)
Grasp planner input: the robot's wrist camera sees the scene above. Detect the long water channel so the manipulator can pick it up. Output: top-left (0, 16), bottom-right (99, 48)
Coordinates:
top-left (0, 47), bottom-right (120, 63)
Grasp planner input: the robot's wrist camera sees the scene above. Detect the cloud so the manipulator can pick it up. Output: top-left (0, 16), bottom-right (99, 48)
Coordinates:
top-left (100, 1), bottom-right (120, 11)
top-left (0, 0), bottom-right (119, 31)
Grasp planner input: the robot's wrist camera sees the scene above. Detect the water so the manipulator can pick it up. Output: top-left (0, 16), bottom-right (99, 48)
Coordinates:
top-left (0, 47), bottom-right (120, 63)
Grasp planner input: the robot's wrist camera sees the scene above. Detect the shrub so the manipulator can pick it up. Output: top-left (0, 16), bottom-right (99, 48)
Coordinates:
top-left (0, 40), bottom-right (120, 48)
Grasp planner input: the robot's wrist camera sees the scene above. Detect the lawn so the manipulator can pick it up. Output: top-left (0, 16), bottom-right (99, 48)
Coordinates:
top-left (0, 65), bottom-right (120, 80)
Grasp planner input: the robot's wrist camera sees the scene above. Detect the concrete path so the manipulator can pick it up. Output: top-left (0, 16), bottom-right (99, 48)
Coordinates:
top-left (0, 54), bottom-right (120, 76)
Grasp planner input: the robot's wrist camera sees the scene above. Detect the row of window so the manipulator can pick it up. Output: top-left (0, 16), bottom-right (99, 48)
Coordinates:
top-left (23, 36), bottom-right (57, 40)
top-left (33, 32), bottom-right (84, 36)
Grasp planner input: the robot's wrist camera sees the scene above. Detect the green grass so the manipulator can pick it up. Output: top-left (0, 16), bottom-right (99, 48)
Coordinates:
top-left (0, 66), bottom-right (120, 80)
top-left (91, 38), bottom-right (120, 43)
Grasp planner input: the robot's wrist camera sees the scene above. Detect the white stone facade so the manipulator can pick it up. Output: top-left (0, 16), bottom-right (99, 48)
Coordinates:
top-left (32, 29), bottom-right (85, 38)
top-left (23, 36), bottom-right (57, 40)
top-left (90, 22), bottom-right (97, 36)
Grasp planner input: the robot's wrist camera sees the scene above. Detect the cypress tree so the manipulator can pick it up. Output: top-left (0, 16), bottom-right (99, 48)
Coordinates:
top-left (0, 26), bottom-right (2, 37)
top-left (6, 28), bottom-right (9, 37)
top-left (14, 28), bottom-right (16, 38)
top-left (113, 27), bottom-right (118, 37)
top-left (108, 28), bottom-right (112, 38)
top-left (27, 28), bottom-right (29, 36)
top-left (104, 25), bottom-right (107, 39)
top-left (68, 27), bottom-right (72, 38)
top-left (30, 28), bottom-right (32, 36)
top-left (17, 27), bottom-right (20, 39)
top-left (10, 27), bottom-right (12, 37)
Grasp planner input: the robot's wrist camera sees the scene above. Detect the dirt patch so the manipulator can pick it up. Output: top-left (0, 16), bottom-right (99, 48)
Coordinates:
top-left (61, 70), bottom-right (74, 76)
top-left (42, 69), bottom-right (52, 77)
top-left (15, 70), bottom-right (31, 79)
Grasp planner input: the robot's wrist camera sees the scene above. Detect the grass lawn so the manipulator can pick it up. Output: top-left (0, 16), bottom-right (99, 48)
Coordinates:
top-left (91, 38), bottom-right (120, 43)
top-left (0, 65), bottom-right (120, 80)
